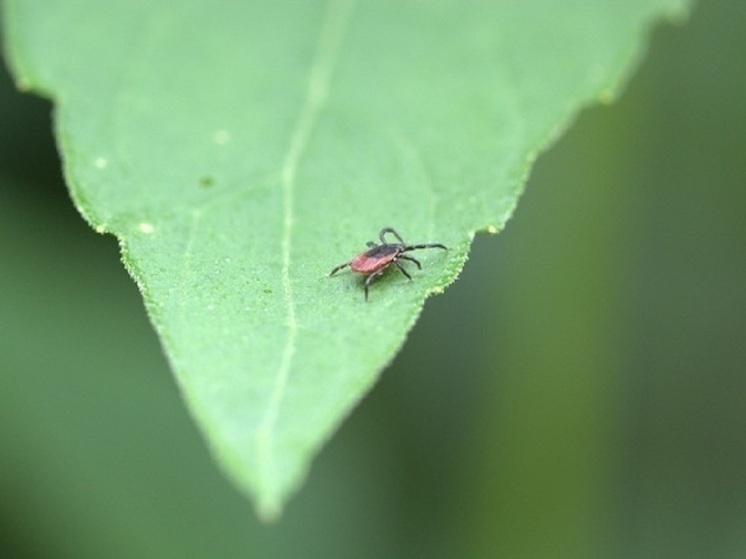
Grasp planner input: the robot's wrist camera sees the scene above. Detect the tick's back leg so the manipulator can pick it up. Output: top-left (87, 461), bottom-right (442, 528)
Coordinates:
top-left (329, 261), bottom-right (351, 276)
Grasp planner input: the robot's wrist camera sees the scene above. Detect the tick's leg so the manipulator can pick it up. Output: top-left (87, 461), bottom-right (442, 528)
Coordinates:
top-left (366, 241), bottom-right (377, 248)
top-left (405, 243), bottom-right (447, 251)
top-left (398, 255), bottom-right (421, 269)
top-left (379, 227), bottom-right (405, 245)
top-left (329, 261), bottom-right (351, 276)
top-left (393, 260), bottom-right (413, 280)
top-left (363, 268), bottom-right (387, 301)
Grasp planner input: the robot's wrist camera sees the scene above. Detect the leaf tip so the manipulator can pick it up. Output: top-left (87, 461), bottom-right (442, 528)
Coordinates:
top-left (257, 496), bottom-right (283, 524)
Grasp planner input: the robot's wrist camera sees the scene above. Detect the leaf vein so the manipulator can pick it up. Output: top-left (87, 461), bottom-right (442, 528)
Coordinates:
top-left (253, 0), bottom-right (356, 508)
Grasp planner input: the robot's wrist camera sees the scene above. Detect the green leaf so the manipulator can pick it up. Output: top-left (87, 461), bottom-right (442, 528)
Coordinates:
top-left (2, 0), bottom-right (691, 518)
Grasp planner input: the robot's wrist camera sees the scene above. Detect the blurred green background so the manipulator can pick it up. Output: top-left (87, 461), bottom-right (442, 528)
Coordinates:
top-left (2, 1), bottom-right (745, 557)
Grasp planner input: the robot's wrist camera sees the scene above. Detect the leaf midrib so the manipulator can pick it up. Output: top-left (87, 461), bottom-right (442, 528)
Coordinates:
top-left (251, 0), bottom-right (357, 516)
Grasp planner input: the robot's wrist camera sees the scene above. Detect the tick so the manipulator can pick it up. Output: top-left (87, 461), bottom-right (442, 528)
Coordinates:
top-left (329, 227), bottom-right (447, 300)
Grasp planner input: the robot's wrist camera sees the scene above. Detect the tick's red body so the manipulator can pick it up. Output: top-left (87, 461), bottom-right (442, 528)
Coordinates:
top-left (330, 227), bottom-right (447, 300)
top-left (349, 244), bottom-right (401, 274)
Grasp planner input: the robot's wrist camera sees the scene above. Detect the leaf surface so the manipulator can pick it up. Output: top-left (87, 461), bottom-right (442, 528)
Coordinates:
top-left (3, 0), bottom-right (690, 518)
